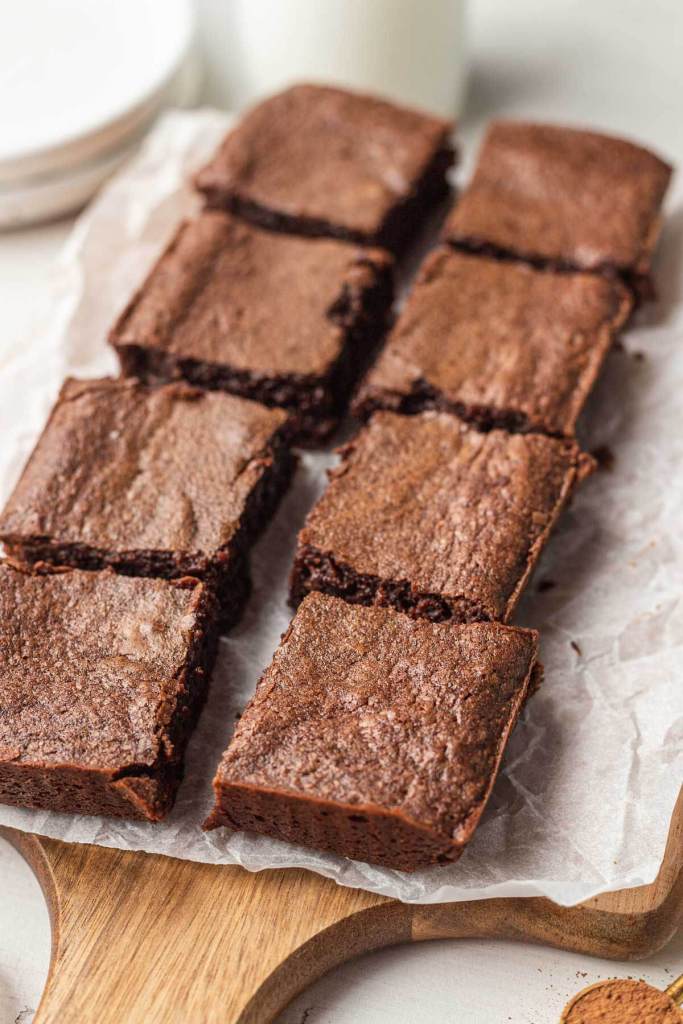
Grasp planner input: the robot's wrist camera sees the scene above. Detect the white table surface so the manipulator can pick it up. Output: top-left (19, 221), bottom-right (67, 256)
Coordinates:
top-left (1, 1), bottom-right (682, 1021)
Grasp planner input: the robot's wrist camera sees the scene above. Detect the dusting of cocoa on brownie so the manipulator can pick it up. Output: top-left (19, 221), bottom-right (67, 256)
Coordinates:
top-left (562, 978), bottom-right (682, 1023)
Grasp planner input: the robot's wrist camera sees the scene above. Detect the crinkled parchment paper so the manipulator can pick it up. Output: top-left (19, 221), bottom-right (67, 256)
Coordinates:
top-left (0, 110), bottom-right (681, 905)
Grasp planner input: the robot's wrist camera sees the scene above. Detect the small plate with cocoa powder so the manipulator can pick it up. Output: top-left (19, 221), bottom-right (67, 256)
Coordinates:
top-left (560, 973), bottom-right (683, 1023)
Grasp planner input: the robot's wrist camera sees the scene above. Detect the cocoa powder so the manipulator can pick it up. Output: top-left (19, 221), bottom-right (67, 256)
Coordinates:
top-left (563, 978), bottom-right (682, 1023)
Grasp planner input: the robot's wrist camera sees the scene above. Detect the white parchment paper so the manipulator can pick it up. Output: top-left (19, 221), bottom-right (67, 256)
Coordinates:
top-left (0, 110), bottom-right (681, 906)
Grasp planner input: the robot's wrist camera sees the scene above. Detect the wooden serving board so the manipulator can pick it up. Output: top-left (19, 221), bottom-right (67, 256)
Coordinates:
top-left (3, 791), bottom-right (682, 1024)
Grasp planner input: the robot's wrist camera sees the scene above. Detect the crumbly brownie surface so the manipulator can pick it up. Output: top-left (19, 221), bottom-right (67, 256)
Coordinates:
top-left (443, 121), bottom-right (672, 283)
top-left (355, 247), bottom-right (632, 436)
top-left (0, 562), bottom-right (217, 821)
top-left (195, 84), bottom-right (454, 251)
top-left (291, 411), bottom-right (589, 622)
top-left (110, 211), bottom-right (393, 443)
top-left (205, 593), bottom-right (538, 871)
top-left (0, 378), bottom-right (293, 618)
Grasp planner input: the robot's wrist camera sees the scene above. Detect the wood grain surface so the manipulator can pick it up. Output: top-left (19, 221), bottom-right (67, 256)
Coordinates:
top-left (3, 790), bottom-right (681, 1024)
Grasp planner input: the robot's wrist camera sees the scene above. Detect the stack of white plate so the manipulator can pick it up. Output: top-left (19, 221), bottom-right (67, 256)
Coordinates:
top-left (0, 0), bottom-right (198, 228)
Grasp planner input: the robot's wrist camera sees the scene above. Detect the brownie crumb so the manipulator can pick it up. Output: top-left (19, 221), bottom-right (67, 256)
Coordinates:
top-left (591, 444), bottom-right (615, 471)
top-left (537, 578), bottom-right (556, 592)
top-left (570, 640), bottom-right (583, 656)
top-left (632, 350), bottom-right (646, 362)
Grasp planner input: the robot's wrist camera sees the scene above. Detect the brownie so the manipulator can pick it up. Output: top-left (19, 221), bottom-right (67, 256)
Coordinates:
top-left (354, 247), bottom-right (633, 436)
top-left (290, 411), bottom-right (591, 622)
top-left (0, 377), bottom-right (294, 626)
top-left (109, 211), bottom-right (393, 444)
top-left (195, 83), bottom-right (455, 253)
top-left (0, 561), bottom-right (217, 821)
top-left (205, 593), bottom-right (538, 871)
top-left (443, 121), bottom-right (672, 294)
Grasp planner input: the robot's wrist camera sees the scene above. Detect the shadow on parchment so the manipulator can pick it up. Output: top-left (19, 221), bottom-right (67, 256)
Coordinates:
top-left (637, 204), bottom-right (683, 328)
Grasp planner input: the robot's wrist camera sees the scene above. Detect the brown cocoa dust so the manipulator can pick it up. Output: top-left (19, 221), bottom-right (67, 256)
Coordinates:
top-left (562, 978), bottom-right (682, 1023)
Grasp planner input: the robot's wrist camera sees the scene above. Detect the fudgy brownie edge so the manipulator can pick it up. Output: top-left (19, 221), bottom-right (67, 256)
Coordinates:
top-left (194, 83), bottom-right (456, 254)
top-left (353, 248), bottom-right (633, 436)
top-left (289, 413), bottom-right (593, 623)
top-left (203, 142), bottom-right (455, 254)
top-left (289, 543), bottom-right (486, 623)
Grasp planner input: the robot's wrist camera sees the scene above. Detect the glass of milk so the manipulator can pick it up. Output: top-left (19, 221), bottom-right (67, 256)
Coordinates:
top-left (196, 0), bottom-right (468, 116)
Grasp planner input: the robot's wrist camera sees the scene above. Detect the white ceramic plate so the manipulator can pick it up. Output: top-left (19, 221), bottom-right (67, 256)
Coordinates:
top-left (0, 0), bottom-right (194, 183)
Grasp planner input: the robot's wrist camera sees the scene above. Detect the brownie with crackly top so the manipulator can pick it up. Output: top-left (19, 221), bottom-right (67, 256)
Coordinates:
top-left (109, 210), bottom-right (393, 444)
top-left (195, 83), bottom-right (455, 253)
top-left (0, 561), bottom-right (218, 821)
top-left (0, 377), bottom-right (294, 626)
top-left (290, 411), bottom-right (591, 622)
top-left (443, 121), bottom-right (671, 296)
top-left (205, 593), bottom-right (539, 871)
top-left (354, 247), bottom-right (633, 436)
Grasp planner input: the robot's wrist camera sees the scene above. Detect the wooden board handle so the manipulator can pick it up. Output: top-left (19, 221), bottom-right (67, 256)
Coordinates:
top-left (4, 793), bottom-right (681, 1024)
top-left (8, 834), bottom-right (407, 1024)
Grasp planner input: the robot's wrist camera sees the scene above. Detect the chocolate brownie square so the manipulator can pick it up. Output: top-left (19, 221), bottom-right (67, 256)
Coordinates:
top-left (110, 211), bottom-right (393, 444)
top-left (0, 378), bottom-right (293, 626)
top-left (0, 561), bottom-right (217, 821)
top-left (443, 121), bottom-right (672, 293)
top-left (290, 411), bottom-right (591, 622)
top-left (354, 247), bottom-right (632, 436)
top-left (205, 593), bottom-right (539, 871)
top-left (195, 83), bottom-right (455, 252)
